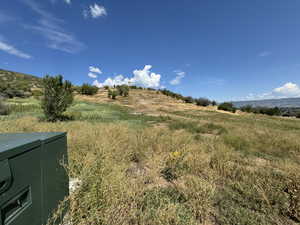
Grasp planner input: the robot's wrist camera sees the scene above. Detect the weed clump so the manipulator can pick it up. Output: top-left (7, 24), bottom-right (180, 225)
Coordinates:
top-left (161, 151), bottom-right (187, 182)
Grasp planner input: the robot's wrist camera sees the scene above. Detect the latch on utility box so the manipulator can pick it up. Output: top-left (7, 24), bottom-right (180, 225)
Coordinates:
top-left (0, 160), bottom-right (12, 195)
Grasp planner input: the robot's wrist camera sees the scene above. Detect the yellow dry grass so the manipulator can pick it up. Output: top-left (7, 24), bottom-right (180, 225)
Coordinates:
top-left (1, 91), bottom-right (300, 225)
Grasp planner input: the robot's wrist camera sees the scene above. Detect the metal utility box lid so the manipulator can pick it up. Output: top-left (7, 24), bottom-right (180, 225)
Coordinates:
top-left (0, 133), bottom-right (66, 161)
top-left (0, 136), bottom-right (41, 161)
top-left (0, 132), bottom-right (66, 143)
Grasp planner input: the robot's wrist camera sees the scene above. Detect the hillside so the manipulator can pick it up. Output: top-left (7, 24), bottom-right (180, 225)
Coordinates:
top-left (233, 97), bottom-right (300, 108)
top-left (1, 86), bottom-right (300, 225)
top-left (0, 69), bottom-right (42, 98)
top-left (77, 89), bottom-right (221, 116)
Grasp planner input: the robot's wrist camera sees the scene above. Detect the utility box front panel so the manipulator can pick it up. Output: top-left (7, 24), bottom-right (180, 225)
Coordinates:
top-left (0, 133), bottom-right (68, 225)
top-left (0, 147), bottom-right (42, 225)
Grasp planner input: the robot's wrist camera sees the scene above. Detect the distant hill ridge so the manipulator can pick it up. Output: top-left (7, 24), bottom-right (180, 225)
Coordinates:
top-left (0, 69), bottom-right (42, 88)
top-left (0, 69), bottom-right (42, 98)
top-left (233, 97), bottom-right (300, 108)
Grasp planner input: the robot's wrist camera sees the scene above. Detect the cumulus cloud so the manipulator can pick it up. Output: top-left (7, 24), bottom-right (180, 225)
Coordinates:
top-left (273, 82), bottom-right (300, 97)
top-left (88, 66), bottom-right (102, 78)
top-left (89, 66), bottom-right (102, 74)
top-left (92, 65), bottom-right (161, 88)
top-left (0, 40), bottom-right (32, 59)
top-left (64, 0), bottom-right (71, 4)
top-left (84, 4), bottom-right (107, 19)
top-left (170, 70), bottom-right (185, 85)
top-left (88, 73), bottom-right (98, 78)
top-left (132, 65), bottom-right (161, 88)
top-left (244, 82), bottom-right (300, 100)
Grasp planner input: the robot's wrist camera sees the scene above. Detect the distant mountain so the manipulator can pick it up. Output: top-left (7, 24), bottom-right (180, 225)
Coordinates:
top-left (0, 69), bottom-right (42, 98)
top-left (233, 97), bottom-right (300, 108)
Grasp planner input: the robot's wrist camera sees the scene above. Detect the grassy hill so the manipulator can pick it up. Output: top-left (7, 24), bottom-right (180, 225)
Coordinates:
top-left (0, 69), bottom-right (42, 98)
top-left (1, 86), bottom-right (300, 224)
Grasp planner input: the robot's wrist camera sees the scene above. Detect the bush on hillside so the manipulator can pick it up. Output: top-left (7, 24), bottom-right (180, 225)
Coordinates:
top-left (262, 107), bottom-right (281, 116)
top-left (130, 85), bottom-right (143, 90)
top-left (195, 98), bottom-right (211, 107)
top-left (0, 100), bottom-right (10, 115)
top-left (160, 88), bottom-right (215, 107)
top-left (80, 83), bottom-right (98, 95)
top-left (211, 100), bottom-right (217, 106)
top-left (240, 105), bottom-right (253, 113)
top-left (296, 112), bottom-right (300, 119)
top-left (240, 105), bottom-right (282, 116)
top-left (218, 102), bottom-right (236, 113)
top-left (116, 85), bottom-right (129, 97)
top-left (108, 89), bottom-right (118, 100)
top-left (184, 96), bottom-right (194, 104)
top-left (41, 75), bottom-right (73, 122)
top-left (251, 106), bottom-right (281, 116)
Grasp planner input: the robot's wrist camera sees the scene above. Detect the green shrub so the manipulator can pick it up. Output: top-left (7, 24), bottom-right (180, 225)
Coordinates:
top-left (41, 75), bottom-right (73, 122)
top-left (240, 105), bottom-right (282, 116)
top-left (261, 107), bottom-right (281, 116)
top-left (80, 83), bottom-right (98, 95)
top-left (296, 111), bottom-right (300, 119)
top-left (116, 85), bottom-right (129, 97)
top-left (0, 100), bottom-right (10, 115)
top-left (218, 102), bottom-right (236, 113)
top-left (107, 89), bottom-right (118, 99)
top-left (184, 96), bottom-right (194, 104)
top-left (240, 105), bottom-right (253, 113)
top-left (195, 98), bottom-right (211, 106)
top-left (211, 100), bottom-right (217, 106)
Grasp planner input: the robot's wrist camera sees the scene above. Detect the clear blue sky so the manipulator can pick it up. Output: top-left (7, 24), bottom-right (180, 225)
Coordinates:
top-left (1, 0), bottom-right (300, 101)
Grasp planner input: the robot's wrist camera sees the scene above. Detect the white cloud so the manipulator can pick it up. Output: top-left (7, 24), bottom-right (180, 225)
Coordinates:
top-left (90, 4), bottom-right (107, 18)
top-left (259, 51), bottom-right (271, 57)
top-left (243, 82), bottom-right (300, 100)
top-left (88, 73), bottom-right (98, 78)
top-left (89, 66), bottom-right (102, 74)
top-left (84, 4), bottom-right (107, 19)
top-left (273, 82), bottom-right (300, 97)
top-left (64, 0), bottom-right (71, 4)
top-left (92, 65), bottom-right (161, 88)
top-left (170, 70), bottom-right (185, 85)
top-left (0, 40), bottom-right (32, 59)
top-left (22, 0), bottom-right (85, 53)
top-left (131, 65), bottom-right (161, 88)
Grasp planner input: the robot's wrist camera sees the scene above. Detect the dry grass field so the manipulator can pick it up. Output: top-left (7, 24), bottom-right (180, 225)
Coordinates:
top-left (0, 90), bottom-right (300, 225)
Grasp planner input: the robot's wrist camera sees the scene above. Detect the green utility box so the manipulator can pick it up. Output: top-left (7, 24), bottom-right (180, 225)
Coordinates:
top-left (0, 133), bottom-right (69, 225)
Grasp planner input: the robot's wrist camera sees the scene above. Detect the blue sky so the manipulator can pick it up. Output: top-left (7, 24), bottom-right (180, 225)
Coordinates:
top-left (1, 0), bottom-right (300, 101)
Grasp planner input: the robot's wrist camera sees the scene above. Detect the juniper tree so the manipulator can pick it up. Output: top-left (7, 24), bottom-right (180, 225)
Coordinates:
top-left (42, 75), bottom-right (73, 122)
